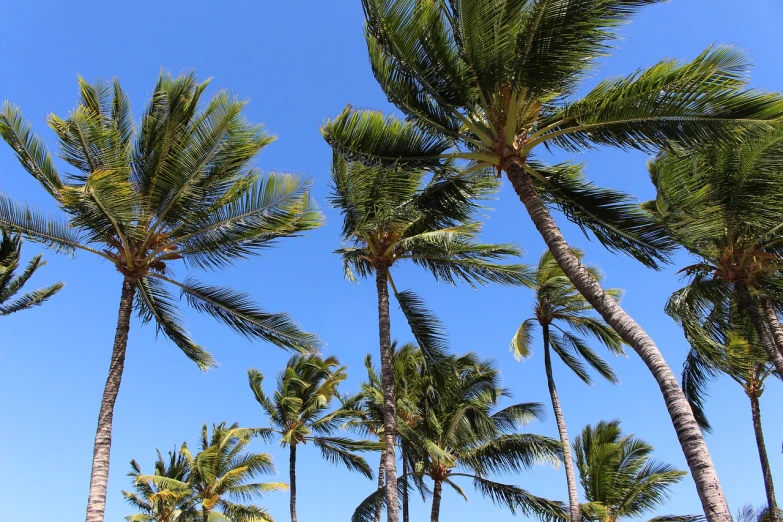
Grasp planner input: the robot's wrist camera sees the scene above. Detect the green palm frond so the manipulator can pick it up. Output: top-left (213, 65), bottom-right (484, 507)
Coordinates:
top-left (0, 231), bottom-right (62, 316)
top-left (458, 473), bottom-right (567, 521)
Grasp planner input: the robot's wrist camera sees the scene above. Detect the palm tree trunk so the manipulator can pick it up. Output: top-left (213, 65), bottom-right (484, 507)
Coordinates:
top-left (750, 392), bottom-right (779, 522)
top-left (202, 508), bottom-right (210, 522)
top-left (760, 297), bottom-right (783, 363)
top-left (736, 282), bottom-right (783, 377)
top-left (375, 449), bottom-right (386, 522)
top-left (402, 448), bottom-right (410, 522)
top-left (85, 276), bottom-right (136, 522)
top-left (542, 324), bottom-right (580, 522)
top-left (430, 479), bottom-right (443, 522)
top-left (290, 443), bottom-right (297, 522)
top-left (376, 265), bottom-right (399, 522)
top-left (505, 162), bottom-right (732, 522)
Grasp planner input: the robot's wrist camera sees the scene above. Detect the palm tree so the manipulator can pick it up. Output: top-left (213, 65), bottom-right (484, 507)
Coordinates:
top-left (647, 131), bottom-right (783, 377)
top-left (137, 423), bottom-right (286, 522)
top-left (123, 449), bottom-right (197, 522)
top-left (0, 74), bottom-right (322, 522)
top-left (573, 420), bottom-right (688, 522)
top-left (0, 230), bottom-right (62, 316)
top-left (511, 250), bottom-right (624, 522)
top-left (321, 4), bottom-right (783, 518)
top-left (328, 155), bottom-right (532, 522)
top-left (247, 355), bottom-right (377, 522)
top-left (736, 505), bottom-right (783, 522)
top-left (677, 299), bottom-right (779, 522)
top-left (354, 351), bottom-right (565, 522)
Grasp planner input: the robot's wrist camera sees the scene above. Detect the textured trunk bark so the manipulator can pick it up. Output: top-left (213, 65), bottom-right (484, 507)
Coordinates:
top-left (376, 266), bottom-right (399, 522)
top-left (85, 276), bottom-right (136, 522)
top-left (402, 449), bottom-right (410, 522)
top-left (202, 509), bottom-right (209, 522)
top-left (430, 479), bottom-right (443, 522)
top-left (505, 163), bottom-right (732, 522)
top-left (375, 449), bottom-right (386, 522)
top-left (736, 283), bottom-right (783, 378)
top-left (290, 443), bottom-right (297, 522)
top-left (760, 297), bottom-right (783, 366)
top-left (543, 325), bottom-right (581, 522)
top-left (750, 393), bottom-right (779, 522)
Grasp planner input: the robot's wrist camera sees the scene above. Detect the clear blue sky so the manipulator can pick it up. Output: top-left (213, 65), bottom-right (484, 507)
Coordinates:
top-left (1, 1), bottom-right (780, 521)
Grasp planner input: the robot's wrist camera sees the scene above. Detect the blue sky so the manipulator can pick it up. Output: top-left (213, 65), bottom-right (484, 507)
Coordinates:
top-left (1, 1), bottom-right (781, 521)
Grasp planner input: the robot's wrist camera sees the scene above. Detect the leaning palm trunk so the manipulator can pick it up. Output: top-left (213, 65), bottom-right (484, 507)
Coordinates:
top-left (430, 479), bottom-right (443, 522)
top-left (505, 163), bottom-right (732, 522)
top-left (760, 297), bottom-right (783, 363)
top-left (375, 265), bottom-right (399, 522)
top-left (736, 283), bottom-right (783, 377)
top-left (402, 449), bottom-right (410, 522)
top-left (542, 325), bottom-right (580, 522)
top-left (85, 277), bottom-right (136, 522)
top-left (375, 449), bottom-right (386, 522)
top-left (750, 394), bottom-right (779, 522)
top-left (290, 444), bottom-right (298, 522)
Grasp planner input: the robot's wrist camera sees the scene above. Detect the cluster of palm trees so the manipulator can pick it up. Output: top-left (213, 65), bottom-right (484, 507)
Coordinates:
top-left (1, 1), bottom-right (782, 522)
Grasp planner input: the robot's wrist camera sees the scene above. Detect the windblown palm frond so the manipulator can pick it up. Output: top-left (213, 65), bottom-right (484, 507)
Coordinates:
top-left (0, 230), bottom-right (63, 316)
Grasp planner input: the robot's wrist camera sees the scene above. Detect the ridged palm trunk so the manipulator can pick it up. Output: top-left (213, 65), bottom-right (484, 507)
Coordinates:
top-left (760, 297), bottom-right (783, 364)
top-left (542, 324), bottom-right (581, 522)
top-left (375, 449), bottom-right (386, 522)
top-left (505, 163), bottom-right (732, 522)
top-left (85, 276), bottom-right (136, 522)
top-left (375, 265), bottom-right (400, 522)
top-left (430, 479), bottom-right (443, 522)
top-left (750, 393), bottom-right (779, 522)
top-left (402, 449), bottom-right (410, 522)
top-left (290, 443), bottom-right (298, 522)
top-left (736, 283), bottom-right (783, 377)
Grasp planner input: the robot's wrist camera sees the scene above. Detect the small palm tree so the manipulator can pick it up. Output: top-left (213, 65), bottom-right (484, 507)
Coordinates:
top-left (0, 230), bottom-right (62, 316)
top-left (679, 300), bottom-right (779, 522)
top-left (0, 74), bottom-right (322, 522)
top-left (344, 343), bottom-right (429, 522)
top-left (648, 130), bottom-right (783, 378)
top-left (137, 423), bottom-right (286, 522)
top-left (511, 250), bottom-right (624, 522)
top-left (328, 155), bottom-right (531, 521)
top-left (573, 420), bottom-right (688, 522)
top-left (354, 351), bottom-right (564, 522)
top-left (248, 355), bottom-right (377, 522)
top-left (123, 449), bottom-right (197, 522)
top-left (321, 4), bottom-right (783, 517)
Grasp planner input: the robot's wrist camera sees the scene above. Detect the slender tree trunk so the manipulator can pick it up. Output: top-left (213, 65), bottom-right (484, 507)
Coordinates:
top-left (736, 283), bottom-right (783, 377)
top-left (760, 297), bottom-right (783, 363)
top-left (430, 479), bottom-right (443, 522)
top-left (505, 163), bottom-right (732, 522)
top-left (543, 325), bottom-right (581, 522)
top-left (85, 276), bottom-right (136, 522)
top-left (375, 449), bottom-right (386, 522)
top-left (376, 265), bottom-right (399, 522)
top-left (202, 509), bottom-right (210, 522)
top-left (290, 443), bottom-right (297, 522)
top-left (402, 448), bottom-right (410, 522)
top-left (750, 393), bottom-right (779, 522)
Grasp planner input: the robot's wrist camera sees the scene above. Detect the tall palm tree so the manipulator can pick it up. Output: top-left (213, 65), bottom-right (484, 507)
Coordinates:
top-left (0, 74), bottom-right (322, 522)
top-left (354, 351), bottom-right (564, 522)
top-left (321, 4), bottom-right (783, 518)
top-left (328, 155), bottom-right (531, 522)
top-left (0, 230), bottom-right (62, 316)
top-left (677, 299), bottom-right (779, 522)
top-left (511, 250), bottom-right (624, 522)
top-left (123, 449), bottom-right (197, 522)
top-left (137, 423), bottom-right (286, 522)
top-left (573, 420), bottom-right (688, 522)
top-left (247, 355), bottom-right (377, 522)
